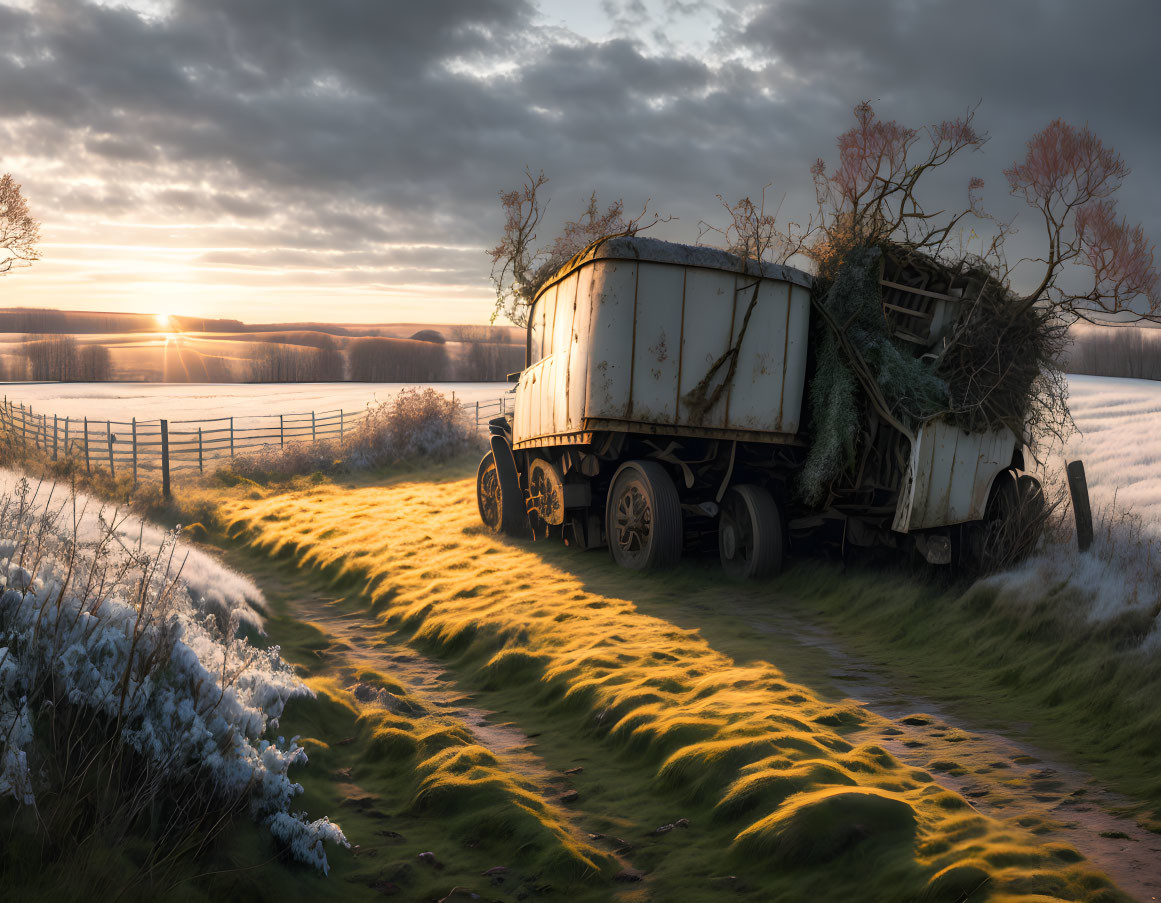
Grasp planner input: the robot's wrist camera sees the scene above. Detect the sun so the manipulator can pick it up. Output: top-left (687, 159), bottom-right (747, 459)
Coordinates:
top-left (155, 312), bottom-right (172, 331)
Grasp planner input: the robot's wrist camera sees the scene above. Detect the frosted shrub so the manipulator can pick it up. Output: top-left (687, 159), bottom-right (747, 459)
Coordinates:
top-left (346, 386), bottom-right (478, 466)
top-left (985, 490), bottom-right (1161, 648)
top-left (0, 473), bottom-right (347, 875)
top-left (226, 386), bottom-right (480, 480)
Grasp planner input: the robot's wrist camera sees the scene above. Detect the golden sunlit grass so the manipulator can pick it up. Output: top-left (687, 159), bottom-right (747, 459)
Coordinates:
top-left (207, 459), bottom-right (1128, 902)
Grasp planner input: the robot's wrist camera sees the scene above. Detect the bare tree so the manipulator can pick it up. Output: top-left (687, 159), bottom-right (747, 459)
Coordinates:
top-left (0, 174), bottom-right (39, 276)
top-left (489, 169), bottom-right (666, 326)
top-left (77, 344), bottom-right (112, 381)
top-left (23, 335), bottom-right (79, 380)
top-left (1006, 120), bottom-right (1159, 322)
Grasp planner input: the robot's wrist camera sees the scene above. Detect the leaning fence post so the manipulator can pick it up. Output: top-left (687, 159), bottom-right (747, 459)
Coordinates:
top-left (198, 427), bottom-right (204, 474)
top-left (131, 418), bottom-right (138, 484)
top-left (107, 422), bottom-right (115, 478)
top-left (83, 416), bottom-right (90, 473)
top-left (1067, 460), bottom-right (1093, 553)
top-left (161, 420), bottom-right (171, 500)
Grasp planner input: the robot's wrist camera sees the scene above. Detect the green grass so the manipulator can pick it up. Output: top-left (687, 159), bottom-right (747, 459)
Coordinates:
top-left (199, 463), bottom-right (1133, 901)
top-left (774, 563), bottom-right (1161, 821)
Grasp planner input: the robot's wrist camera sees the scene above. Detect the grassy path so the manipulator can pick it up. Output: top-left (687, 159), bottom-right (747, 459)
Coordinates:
top-left (200, 460), bottom-right (1139, 902)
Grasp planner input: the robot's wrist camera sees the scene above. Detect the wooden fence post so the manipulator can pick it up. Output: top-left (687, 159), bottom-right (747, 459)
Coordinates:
top-left (52, 415), bottom-right (58, 461)
top-left (198, 427), bottom-right (204, 474)
top-left (83, 417), bottom-right (90, 473)
top-left (63, 417), bottom-right (69, 457)
top-left (280, 414), bottom-right (284, 447)
top-left (311, 411), bottom-right (316, 442)
top-left (339, 410), bottom-right (344, 445)
top-left (131, 418), bottom-right (138, 484)
top-left (107, 422), bottom-right (115, 478)
top-left (229, 417), bottom-right (234, 458)
top-left (161, 420), bottom-right (171, 500)
top-left (1067, 460), bottom-right (1094, 552)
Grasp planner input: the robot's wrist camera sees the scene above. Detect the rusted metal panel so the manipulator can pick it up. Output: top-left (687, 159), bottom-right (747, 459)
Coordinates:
top-left (551, 271), bottom-right (578, 434)
top-left (585, 260), bottom-right (637, 421)
top-left (677, 266), bottom-right (737, 427)
top-left (725, 278), bottom-right (804, 431)
top-left (629, 262), bottom-right (684, 423)
top-left (513, 241), bottom-right (812, 448)
top-left (566, 265), bottom-right (595, 432)
top-left (782, 285), bottom-right (811, 432)
top-left (893, 420), bottom-right (1017, 532)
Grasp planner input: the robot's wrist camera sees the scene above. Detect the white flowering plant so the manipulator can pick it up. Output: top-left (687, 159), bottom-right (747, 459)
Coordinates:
top-left (0, 472), bottom-right (347, 885)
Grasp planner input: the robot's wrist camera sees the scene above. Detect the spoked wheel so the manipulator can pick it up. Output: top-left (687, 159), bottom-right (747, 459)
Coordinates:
top-left (606, 460), bottom-right (682, 571)
top-left (718, 484), bottom-right (784, 580)
top-left (476, 451), bottom-right (503, 532)
top-left (477, 443), bottom-right (530, 537)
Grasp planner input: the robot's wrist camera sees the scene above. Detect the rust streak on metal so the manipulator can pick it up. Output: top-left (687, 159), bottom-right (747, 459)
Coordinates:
top-left (626, 262), bottom-right (639, 419)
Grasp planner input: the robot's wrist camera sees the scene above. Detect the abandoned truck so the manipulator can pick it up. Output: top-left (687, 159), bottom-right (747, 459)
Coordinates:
top-left (476, 236), bottom-right (1041, 577)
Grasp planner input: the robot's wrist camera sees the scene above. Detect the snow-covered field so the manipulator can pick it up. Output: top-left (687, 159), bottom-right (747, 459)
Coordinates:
top-left (0, 381), bottom-right (509, 420)
top-left (1065, 375), bottom-right (1161, 533)
top-left (0, 374), bottom-right (1155, 530)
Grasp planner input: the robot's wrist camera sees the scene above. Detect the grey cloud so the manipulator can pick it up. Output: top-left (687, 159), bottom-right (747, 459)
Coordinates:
top-left (0, 0), bottom-right (1155, 319)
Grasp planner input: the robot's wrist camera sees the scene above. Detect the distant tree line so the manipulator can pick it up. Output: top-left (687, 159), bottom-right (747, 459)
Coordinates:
top-left (1063, 327), bottom-right (1161, 381)
top-left (5, 327), bottom-right (525, 384)
top-left (348, 337), bottom-right (450, 381)
top-left (21, 335), bottom-right (111, 381)
top-left (247, 336), bottom-right (344, 382)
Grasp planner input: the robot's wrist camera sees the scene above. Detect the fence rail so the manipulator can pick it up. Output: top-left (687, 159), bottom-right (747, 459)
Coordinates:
top-left (0, 391), bottom-right (512, 492)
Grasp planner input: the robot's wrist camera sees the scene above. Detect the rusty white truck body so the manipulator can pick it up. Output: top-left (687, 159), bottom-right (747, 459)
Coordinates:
top-left (512, 239), bottom-right (812, 448)
top-left (478, 236), bottom-right (1030, 574)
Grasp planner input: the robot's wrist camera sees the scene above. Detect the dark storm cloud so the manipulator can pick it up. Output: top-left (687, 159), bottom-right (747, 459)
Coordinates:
top-left (0, 0), bottom-right (1155, 312)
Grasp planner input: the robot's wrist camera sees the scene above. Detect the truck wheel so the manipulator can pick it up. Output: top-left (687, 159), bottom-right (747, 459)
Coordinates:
top-left (718, 484), bottom-right (784, 579)
top-left (477, 447), bottom-right (529, 537)
top-left (476, 451), bottom-right (503, 532)
top-left (606, 460), bottom-right (682, 571)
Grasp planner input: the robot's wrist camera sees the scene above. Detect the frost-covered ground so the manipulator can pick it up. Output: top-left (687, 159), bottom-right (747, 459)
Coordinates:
top-left (0, 470), bottom-right (346, 871)
top-left (991, 375), bottom-right (1161, 645)
top-left (1065, 375), bottom-right (1161, 533)
top-left (0, 381), bottom-right (508, 421)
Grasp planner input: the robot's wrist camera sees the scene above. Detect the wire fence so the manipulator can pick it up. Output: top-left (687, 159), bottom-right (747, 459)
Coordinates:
top-left (0, 391), bottom-right (513, 487)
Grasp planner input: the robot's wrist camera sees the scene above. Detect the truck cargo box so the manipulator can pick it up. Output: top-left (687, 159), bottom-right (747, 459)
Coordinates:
top-left (513, 236), bottom-right (813, 449)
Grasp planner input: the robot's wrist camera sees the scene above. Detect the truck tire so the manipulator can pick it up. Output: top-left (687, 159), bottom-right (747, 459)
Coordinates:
top-left (479, 438), bottom-right (530, 538)
top-left (718, 484), bottom-right (784, 579)
top-left (606, 460), bottom-right (682, 571)
top-left (476, 450), bottom-right (503, 532)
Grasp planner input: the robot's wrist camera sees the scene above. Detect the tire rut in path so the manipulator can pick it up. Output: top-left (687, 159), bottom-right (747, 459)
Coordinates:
top-left (280, 587), bottom-right (643, 881)
top-left (741, 605), bottom-right (1161, 903)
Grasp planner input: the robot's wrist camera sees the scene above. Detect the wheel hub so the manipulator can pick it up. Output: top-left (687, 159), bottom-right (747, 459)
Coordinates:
top-left (721, 522), bottom-right (738, 559)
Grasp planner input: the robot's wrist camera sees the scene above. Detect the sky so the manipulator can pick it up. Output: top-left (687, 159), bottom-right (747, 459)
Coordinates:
top-left (0, 0), bottom-right (1156, 325)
